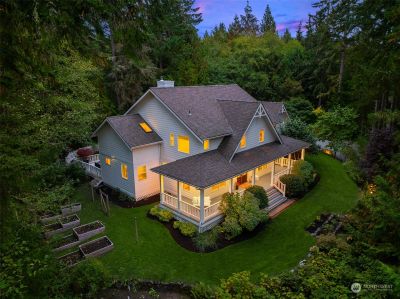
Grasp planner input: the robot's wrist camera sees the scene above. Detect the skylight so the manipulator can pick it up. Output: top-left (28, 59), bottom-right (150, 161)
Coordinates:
top-left (139, 122), bottom-right (152, 133)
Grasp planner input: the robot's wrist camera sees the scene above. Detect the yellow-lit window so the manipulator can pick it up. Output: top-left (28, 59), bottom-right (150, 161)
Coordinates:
top-left (105, 157), bottom-right (111, 166)
top-left (121, 163), bottom-right (128, 180)
top-left (240, 135), bottom-right (246, 148)
top-left (259, 129), bottom-right (265, 142)
top-left (137, 165), bottom-right (147, 181)
top-left (204, 139), bottom-right (209, 150)
top-left (183, 183), bottom-right (190, 191)
top-left (212, 181), bottom-right (226, 191)
top-left (178, 135), bottom-right (190, 154)
top-left (169, 133), bottom-right (175, 146)
top-left (139, 122), bottom-right (152, 133)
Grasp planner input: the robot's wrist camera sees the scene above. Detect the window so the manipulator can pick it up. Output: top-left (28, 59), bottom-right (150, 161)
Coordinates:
top-left (240, 135), bottom-right (246, 148)
top-left (259, 129), bottom-right (265, 142)
top-left (212, 181), bottom-right (226, 191)
top-left (137, 165), bottom-right (147, 181)
top-left (121, 163), bottom-right (128, 180)
top-left (257, 164), bottom-right (268, 171)
top-left (183, 183), bottom-right (190, 191)
top-left (169, 133), bottom-right (175, 146)
top-left (139, 122), bottom-right (152, 133)
top-left (105, 157), bottom-right (111, 166)
top-left (178, 135), bottom-right (190, 154)
top-left (203, 139), bottom-right (209, 150)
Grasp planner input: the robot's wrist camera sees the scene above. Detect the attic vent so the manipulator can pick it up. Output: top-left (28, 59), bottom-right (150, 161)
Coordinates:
top-left (188, 109), bottom-right (192, 116)
top-left (281, 105), bottom-right (287, 114)
top-left (157, 78), bottom-right (175, 88)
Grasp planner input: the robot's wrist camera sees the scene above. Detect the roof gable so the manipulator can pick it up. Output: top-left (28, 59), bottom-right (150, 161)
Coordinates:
top-left (262, 102), bottom-right (289, 125)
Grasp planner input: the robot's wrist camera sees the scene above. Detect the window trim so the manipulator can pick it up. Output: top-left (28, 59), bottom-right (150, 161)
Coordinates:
top-left (137, 165), bottom-right (147, 181)
top-left (177, 135), bottom-right (190, 154)
top-left (121, 163), bottom-right (128, 180)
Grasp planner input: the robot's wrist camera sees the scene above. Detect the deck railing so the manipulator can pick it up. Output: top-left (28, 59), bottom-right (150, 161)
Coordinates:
top-left (204, 202), bottom-right (221, 220)
top-left (180, 201), bottom-right (200, 219)
top-left (161, 193), bottom-right (178, 209)
top-left (276, 157), bottom-right (290, 167)
top-left (87, 154), bottom-right (100, 163)
top-left (273, 177), bottom-right (286, 197)
top-left (75, 160), bottom-right (101, 178)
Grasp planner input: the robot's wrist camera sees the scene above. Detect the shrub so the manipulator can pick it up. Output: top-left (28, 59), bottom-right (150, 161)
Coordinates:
top-left (281, 117), bottom-right (318, 152)
top-left (280, 174), bottom-right (306, 198)
top-left (173, 221), bottom-right (197, 237)
top-left (245, 185), bottom-right (269, 209)
top-left (193, 226), bottom-right (219, 252)
top-left (220, 192), bottom-right (267, 240)
top-left (191, 282), bottom-right (216, 299)
top-left (149, 206), bottom-right (174, 222)
top-left (118, 192), bottom-right (134, 202)
top-left (292, 160), bottom-right (314, 187)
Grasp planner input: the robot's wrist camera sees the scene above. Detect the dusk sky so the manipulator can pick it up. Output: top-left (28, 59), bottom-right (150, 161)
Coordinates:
top-left (194, 0), bottom-right (317, 36)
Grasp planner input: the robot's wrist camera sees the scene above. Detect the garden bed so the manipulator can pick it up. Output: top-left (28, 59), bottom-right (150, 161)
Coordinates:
top-left (147, 213), bottom-right (268, 253)
top-left (79, 236), bottom-right (114, 258)
top-left (43, 214), bottom-right (81, 238)
top-left (73, 220), bottom-right (105, 240)
top-left (60, 214), bottom-right (80, 229)
top-left (61, 203), bottom-right (81, 216)
top-left (306, 213), bottom-right (343, 236)
top-left (40, 212), bottom-right (61, 224)
top-left (58, 250), bottom-right (84, 267)
top-left (53, 234), bottom-right (81, 252)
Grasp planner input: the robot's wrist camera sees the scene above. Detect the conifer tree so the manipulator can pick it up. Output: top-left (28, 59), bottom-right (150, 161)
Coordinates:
top-left (296, 21), bottom-right (303, 42)
top-left (260, 4), bottom-right (276, 34)
top-left (228, 14), bottom-right (242, 37)
top-left (240, 1), bottom-right (259, 35)
top-left (282, 28), bottom-right (292, 42)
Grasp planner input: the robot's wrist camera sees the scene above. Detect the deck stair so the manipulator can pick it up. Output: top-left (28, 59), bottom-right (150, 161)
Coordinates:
top-left (266, 187), bottom-right (288, 212)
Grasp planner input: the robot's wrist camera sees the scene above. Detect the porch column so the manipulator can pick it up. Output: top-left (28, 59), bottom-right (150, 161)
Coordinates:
top-left (228, 178), bottom-right (233, 193)
top-left (271, 161), bottom-right (275, 186)
top-left (252, 169), bottom-right (256, 185)
top-left (288, 153), bottom-right (292, 173)
top-left (160, 175), bottom-right (164, 203)
top-left (301, 148), bottom-right (305, 160)
top-left (199, 189), bottom-right (205, 224)
top-left (177, 181), bottom-right (181, 211)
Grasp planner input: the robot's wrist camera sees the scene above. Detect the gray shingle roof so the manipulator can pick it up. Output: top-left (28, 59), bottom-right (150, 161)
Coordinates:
top-left (151, 136), bottom-right (310, 188)
top-left (93, 114), bottom-right (162, 148)
top-left (262, 102), bottom-right (288, 125)
top-left (149, 84), bottom-right (257, 139)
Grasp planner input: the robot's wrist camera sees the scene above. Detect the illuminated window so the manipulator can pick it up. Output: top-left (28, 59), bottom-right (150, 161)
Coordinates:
top-left (183, 183), bottom-right (190, 191)
top-left (121, 163), bottom-right (128, 180)
top-left (139, 122), bottom-right (152, 133)
top-left (105, 157), bottom-right (111, 166)
top-left (169, 133), bottom-right (175, 146)
top-left (204, 139), bottom-right (209, 150)
top-left (137, 165), bottom-right (147, 181)
top-left (178, 135), bottom-right (190, 154)
top-left (259, 129), bottom-right (265, 142)
top-left (240, 135), bottom-right (246, 148)
top-left (257, 164), bottom-right (268, 171)
top-left (212, 181), bottom-right (226, 191)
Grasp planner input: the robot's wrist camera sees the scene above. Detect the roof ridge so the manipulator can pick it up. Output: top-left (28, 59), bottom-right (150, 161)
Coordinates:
top-left (217, 98), bottom-right (260, 103)
top-left (150, 84), bottom-right (238, 89)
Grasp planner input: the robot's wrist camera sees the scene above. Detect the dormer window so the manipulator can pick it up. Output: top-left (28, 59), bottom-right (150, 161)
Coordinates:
top-left (204, 139), bottom-right (209, 150)
top-left (240, 135), bottom-right (246, 148)
top-left (139, 122), bottom-right (152, 133)
top-left (259, 129), bottom-right (265, 142)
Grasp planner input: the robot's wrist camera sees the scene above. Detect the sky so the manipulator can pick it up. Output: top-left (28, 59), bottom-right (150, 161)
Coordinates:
top-left (194, 0), bottom-right (317, 36)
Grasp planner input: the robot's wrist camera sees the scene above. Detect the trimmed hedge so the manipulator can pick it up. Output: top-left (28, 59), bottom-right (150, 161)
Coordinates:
top-left (173, 221), bottom-right (197, 237)
top-left (149, 206), bottom-right (174, 222)
top-left (292, 160), bottom-right (314, 186)
top-left (280, 174), bottom-right (306, 198)
top-left (245, 185), bottom-right (269, 209)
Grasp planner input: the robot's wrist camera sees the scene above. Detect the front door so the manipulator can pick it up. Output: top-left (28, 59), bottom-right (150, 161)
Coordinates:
top-left (237, 173), bottom-right (248, 185)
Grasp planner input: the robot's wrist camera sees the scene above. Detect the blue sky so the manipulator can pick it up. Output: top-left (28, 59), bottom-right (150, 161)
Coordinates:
top-left (194, 0), bottom-right (317, 36)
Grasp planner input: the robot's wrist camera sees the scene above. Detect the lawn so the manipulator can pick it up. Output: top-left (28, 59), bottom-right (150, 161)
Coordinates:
top-left (72, 153), bottom-right (358, 285)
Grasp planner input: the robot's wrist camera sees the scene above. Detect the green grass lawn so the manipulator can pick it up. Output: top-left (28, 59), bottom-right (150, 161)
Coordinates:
top-left (71, 153), bottom-right (358, 285)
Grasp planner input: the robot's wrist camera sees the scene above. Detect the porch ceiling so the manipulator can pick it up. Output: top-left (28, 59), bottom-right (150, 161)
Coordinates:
top-left (151, 135), bottom-right (309, 189)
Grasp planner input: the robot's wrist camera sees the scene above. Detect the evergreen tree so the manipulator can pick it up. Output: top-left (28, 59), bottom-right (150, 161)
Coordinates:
top-left (211, 22), bottom-right (227, 40)
top-left (240, 1), bottom-right (259, 35)
top-left (282, 28), bottom-right (292, 42)
top-left (203, 30), bottom-right (210, 38)
top-left (260, 4), bottom-right (276, 34)
top-left (228, 14), bottom-right (242, 37)
top-left (296, 21), bottom-right (303, 42)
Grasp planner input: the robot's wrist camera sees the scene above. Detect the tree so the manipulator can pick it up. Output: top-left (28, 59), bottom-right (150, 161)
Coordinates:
top-left (282, 28), bottom-right (292, 43)
top-left (312, 106), bottom-right (358, 152)
top-left (296, 21), bottom-right (303, 42)
top-left (211, 22), bottom-right (227, 40)
top-left (281, 118), bottom-right (317, 151)
top-left (284, 97), bottom-right (316, 123)
top-left (240, 1), bottom-right (259, 35)
top-left (228, 15), bottom-right (242, 37)
top-left (260, 4), bottom-right (276, 34)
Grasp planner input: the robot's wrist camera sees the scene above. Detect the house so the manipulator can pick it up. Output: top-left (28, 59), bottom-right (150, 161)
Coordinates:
top-left (90, 81), bottom-right (309, 232)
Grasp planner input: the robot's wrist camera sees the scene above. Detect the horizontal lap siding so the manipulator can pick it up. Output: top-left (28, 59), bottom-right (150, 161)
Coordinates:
top-left (237, 116), bottom-right (277, 153)
top-left (97, 124), bottom-right (135, 197)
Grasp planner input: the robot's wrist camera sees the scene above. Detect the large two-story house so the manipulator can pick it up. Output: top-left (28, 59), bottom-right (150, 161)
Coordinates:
top-left (91, 80), bottom-right (309, 231)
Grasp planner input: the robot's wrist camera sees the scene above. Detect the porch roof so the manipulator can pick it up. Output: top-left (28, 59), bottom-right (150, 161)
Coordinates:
top-left (151, 135), bottom-right (310, 189)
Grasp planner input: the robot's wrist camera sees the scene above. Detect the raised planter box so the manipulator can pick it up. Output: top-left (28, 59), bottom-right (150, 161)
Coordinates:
top-left (53, 234), bottom-right (81, 252)
top-left (40, 212), bottom-right (61, 224)
top-left (73, 220), bottom-right (105, 241)
top-left (58, 250), bottom-right (84, 267)
top-left (79, 236), bottom-right (114, 258)
top-left (61, 203), bottom-right (81, 216)
top-left (60, 214), bottom-right (80, 229)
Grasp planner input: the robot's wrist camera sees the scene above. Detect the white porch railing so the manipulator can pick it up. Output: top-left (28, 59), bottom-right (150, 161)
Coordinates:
top-left (273, 177), bottom-right (286, 197)
top-left (274, 167), bottom-right (291, 178)
top-left (276, 157), bottom-right (290, 167)
top-left (87, 154), bottom-right (100, 164)
top-left (75, 160), bottom-right (101, 178)
top-left (204, 202), bottom-right (221, 220)
top-left (180, 201), bottom-right (200, 219)
top-left (161, 193), bottom-right (178, 209)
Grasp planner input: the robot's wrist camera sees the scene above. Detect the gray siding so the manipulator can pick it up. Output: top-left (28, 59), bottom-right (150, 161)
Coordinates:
top-left (237, 116), bottom-right (277, 153)
top-left (97, 124), bottom-right (135, 197)
top-left (131, 93), bottom-right (222, 163)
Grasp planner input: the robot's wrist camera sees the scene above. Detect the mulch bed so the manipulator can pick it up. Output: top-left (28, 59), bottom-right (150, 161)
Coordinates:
top-left (80, 237), bottom-right (112, 255)
top-left (60, 214), bottom-right (79, 224)
top-left (147, 213), bottom-right (268, 253)
top-left (59, 250), bottom-right (84, 267)
top-left (74, 221), bottom-right (103, 234)
top-left (44, 222), bottom-right (62, 231)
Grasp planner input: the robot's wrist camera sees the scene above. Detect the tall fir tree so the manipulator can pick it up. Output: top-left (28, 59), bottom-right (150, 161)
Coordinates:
top-left (240, 1), bottom-right (259, 35)
top-left (282, 28), bottom-right (292, 42)
top-left (296, 21), bottom-right (303, 42)
top-left (260, 4), bottom-right (276, 34)
top-left (228, 14), bottom-right (243, 37)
